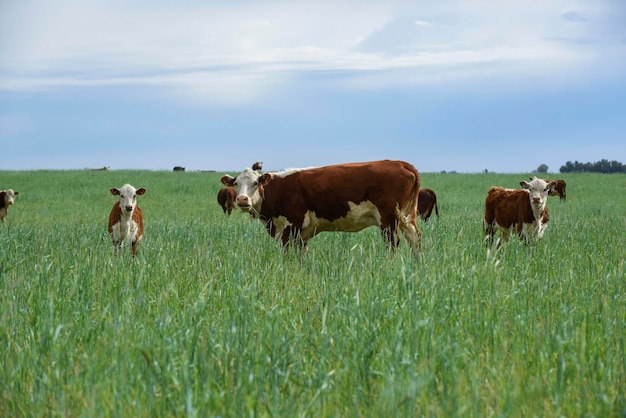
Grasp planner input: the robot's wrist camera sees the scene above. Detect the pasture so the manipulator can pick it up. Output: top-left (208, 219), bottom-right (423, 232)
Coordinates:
top-left (1, 169), bottom-right (624, 417)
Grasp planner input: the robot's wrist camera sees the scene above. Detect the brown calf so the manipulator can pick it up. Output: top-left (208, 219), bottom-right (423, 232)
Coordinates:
top-left (484, 177), bottom-right (556, 247)
top-left (0, 189), bottom-right (19, 222)
top-left (217, 187), bottom-right (237, 215)
top-left (108, 184), bottom-right (147, 256)
top-left (418, 188), bottom-right (439, 221)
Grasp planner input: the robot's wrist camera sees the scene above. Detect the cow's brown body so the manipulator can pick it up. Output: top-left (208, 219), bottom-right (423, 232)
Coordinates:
top-left (217, 187), bottom-right (237, 215)
top-left (221, 160), bottom-right (422, 255)
top-left (418, 188), bottom-right (439, 221)
top-left (483, 177), bottom-right (555, 246)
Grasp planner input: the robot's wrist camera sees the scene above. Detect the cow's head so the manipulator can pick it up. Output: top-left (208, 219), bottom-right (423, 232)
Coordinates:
top-left (520, 177), bottom-right (556, 210)
top-left (2, 189), bottom-right (18, 206)
top-left (221, 168), bottom-right (272, 213)
top-left (110, 184), bottom-right (147, 214)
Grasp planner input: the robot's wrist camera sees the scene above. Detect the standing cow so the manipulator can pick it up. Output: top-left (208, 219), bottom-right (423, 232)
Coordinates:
top-left (483, 177), bottom-right (556, 247)
top-left (418, 188), bottom-right (439, 221)
top-left (108, 184), bottom-right (147, 256)
top-left (0, 189), bottom-right (19, 222)
top-left (220, 160), bottom-right (422, 256)
top-left (217, 187), bottom-right (237, 215)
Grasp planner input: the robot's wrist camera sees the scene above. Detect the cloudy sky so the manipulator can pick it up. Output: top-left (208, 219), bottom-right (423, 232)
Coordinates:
top-left (1, 0), bottom-right (625, 173)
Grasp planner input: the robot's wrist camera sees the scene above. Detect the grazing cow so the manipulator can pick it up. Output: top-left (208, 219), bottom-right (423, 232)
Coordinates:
top-left (483, 177), bottom-right (556, 247)
top-left (531, 177), bottom-right (567, 201)
top-left (418, 188), bottom-right (439, 221)
top-left (221, 160), bottom-right (422, 256)
top-left (0, 189), bottom-right (19, 223)
top-left (217, 187), bottom-right (237, 215)
top-left (173, 166), bottom-right (185, 172)
top-left (108, 184), bottom-right (147, 256)
top-left (91, 166), bottom-right (110, 171)
top-left (252, 161), bottom-right (263, 171)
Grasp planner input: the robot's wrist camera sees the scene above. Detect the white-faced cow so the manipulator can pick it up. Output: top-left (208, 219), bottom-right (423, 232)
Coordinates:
top-left (483, 177), bottom-right (556, 247)
top-left (108, 184), bottom-right (147, 256)
top-left (221, 160), bottom-right (422, 256)
top-left (418, 188), bottom-right (439, 221)
top-left (531, 177), bottom-right (567, 201)
top-left (0, 189), bottom-right (19, 223)
top-left (217, 187), bottom-right (237, 215)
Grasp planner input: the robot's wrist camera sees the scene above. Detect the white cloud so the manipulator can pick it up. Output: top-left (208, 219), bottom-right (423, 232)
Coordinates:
top-left (1, 0), bottom-right (623, 104)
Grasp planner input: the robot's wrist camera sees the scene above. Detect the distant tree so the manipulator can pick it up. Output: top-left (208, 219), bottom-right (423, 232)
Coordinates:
top-left (536, 164), bottom-right (548, 173)
top-left (560, 159), bottom-right (626, 173)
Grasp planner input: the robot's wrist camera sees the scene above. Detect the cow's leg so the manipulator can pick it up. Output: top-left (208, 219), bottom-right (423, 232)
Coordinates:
top-left (380, 224), bottom-right (399, 250)
top-left (483, 219), bottom-right (496, 246)
top-left (398, 218), bottom-right (422, 257)
top-left (132, 240), bottom-right (138, 257)
top-left (498, 226), bottom-right (511, 247)
top-left (112, 241), bottom-right (122, 256)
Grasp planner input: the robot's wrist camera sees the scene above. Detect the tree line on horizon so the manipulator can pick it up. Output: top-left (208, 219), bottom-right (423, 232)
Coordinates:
top-left (559, 159), bottom-right (626, 173)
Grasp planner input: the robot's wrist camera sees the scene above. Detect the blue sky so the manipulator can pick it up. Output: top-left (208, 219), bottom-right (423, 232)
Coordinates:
top-left (1, 0), bottom-right (625, 173)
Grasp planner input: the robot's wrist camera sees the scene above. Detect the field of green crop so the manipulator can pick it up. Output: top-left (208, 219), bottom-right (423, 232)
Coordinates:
top-left (1, 169), bottom-right (624, 417)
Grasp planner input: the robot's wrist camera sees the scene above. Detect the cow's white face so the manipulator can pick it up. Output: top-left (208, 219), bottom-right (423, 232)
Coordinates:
top-left (221, 168), bottom-right (271, 212)
top-left (520, 177), bottom-right (555, 210)
top-left (3, 189), bottom-right (18, 206)
top-left (110, 184), bottom-right (146, 214)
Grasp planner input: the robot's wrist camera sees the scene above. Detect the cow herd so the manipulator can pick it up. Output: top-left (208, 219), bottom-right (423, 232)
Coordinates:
top-left (1, 160), bottom-right (566, 257)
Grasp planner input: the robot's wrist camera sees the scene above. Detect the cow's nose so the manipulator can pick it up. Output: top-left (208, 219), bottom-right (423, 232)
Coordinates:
top-left (125, 205), bottom-right (133, 212)
top-left (236, 195), bottom-right (249, 206)
top-left (532, 197), bottom-right (540, 203)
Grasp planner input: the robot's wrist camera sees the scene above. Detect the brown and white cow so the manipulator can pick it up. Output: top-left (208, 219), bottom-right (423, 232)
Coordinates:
top-left (0, 189), bottom-right (19, 222)
top-left (483, 177), bottom-right (556, 247)
top-left (418, 188), bottom-right (439, 221)
top-left (221, 160), bottom-right (422, 256)
top-left (251, 161), bottom-right (263, 171)
top-left (217, 187), bottom-right (237, 215)
top-left (531, 177), bottom-right (567, 201)
top-left (108, 184), bottom-right (147, 256)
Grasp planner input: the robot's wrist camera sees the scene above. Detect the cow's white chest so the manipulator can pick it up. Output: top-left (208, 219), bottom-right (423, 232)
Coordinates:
top-left (110, 217), bottom-right (140, 244)
top-left (522, 218), bottom-right (546, 240)
top-left (269, 201), bottom-right (382, 241)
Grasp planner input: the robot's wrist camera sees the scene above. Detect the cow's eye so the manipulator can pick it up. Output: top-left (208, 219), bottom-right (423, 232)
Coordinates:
top-left (252, 181), bottom-right (258, 187)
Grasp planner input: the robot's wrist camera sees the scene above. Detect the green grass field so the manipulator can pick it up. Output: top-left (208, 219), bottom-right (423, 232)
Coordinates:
top-left (1, 169), bottom-right (624, 417)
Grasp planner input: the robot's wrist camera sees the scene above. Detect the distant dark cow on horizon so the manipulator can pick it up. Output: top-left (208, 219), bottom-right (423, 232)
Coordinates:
top-left (173, 166), bottom-right (185, 172)
top-left (252, 161), bottom-right (263, 171)
top-left (221, 160), bottom-right (422, 256)
top-left (418, 188), bottom-right (439, 221)
top-left (217, 187), bottom-right (237, 215)
top-left (1, 189), bottom-right (19, 222)
top-left (531, 177), bottom-right (567, 201)
top-left (484, 177), bottom-right (556, 247)
top-left (91, 166), bottom-right (110, 171)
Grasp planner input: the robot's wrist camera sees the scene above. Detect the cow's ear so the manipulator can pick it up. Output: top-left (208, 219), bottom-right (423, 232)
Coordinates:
top-left (259, 173), bottom-right (273, 186)
top-left (14, 191), bottom-right (19, 195)
top-left (520, 181), bottom-right (530, 190)
top-left (110, 188), bottom-right (121, 196)
top-left (221, 175), bottom-right (235, 187)
top-left (136, 187), bottom-right (147, 196)
top-left (546, 181), bottom-right (557, 191)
